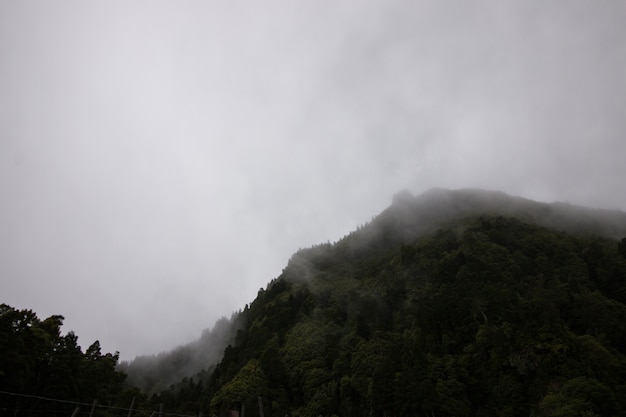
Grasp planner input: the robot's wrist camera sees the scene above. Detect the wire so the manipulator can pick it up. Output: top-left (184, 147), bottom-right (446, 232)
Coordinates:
top-left (0, 390), bottom-right (198, 417)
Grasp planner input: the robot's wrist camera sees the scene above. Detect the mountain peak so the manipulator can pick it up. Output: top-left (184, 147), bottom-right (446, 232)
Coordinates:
top-left (382, 188), bottom-right (626, 241)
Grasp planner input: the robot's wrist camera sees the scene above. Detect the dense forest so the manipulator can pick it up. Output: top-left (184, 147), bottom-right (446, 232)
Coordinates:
top-left (199, 216), bottom-right (626, 417)
top-left (3, 189), bottom-right (626, 416)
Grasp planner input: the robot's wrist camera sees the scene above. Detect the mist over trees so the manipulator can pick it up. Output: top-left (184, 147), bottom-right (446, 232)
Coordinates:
top-left (118, 313), bottom-right (241, 394)
top-left (198, 214), bottom-right (626, 416)
top-left (3, 189), bottom-right (626, 416)
top-left (144, 189), bottom-right (626, 416)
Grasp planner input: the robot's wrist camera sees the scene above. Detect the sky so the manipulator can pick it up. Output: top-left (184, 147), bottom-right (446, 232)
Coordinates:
top-left (1, 0), bottom-right (625, 360)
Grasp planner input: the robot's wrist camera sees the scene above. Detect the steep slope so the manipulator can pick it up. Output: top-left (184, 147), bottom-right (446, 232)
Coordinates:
top-left (146, 189), bottom-right (626, 417)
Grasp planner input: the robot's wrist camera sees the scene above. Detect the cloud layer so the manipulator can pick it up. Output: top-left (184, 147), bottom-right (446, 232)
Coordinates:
top-left (1, 0), bottom-right (625, 359)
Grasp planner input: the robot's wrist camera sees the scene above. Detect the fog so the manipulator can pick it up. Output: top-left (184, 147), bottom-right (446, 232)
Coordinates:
top-left (1, 0), bottom-right (625, 360)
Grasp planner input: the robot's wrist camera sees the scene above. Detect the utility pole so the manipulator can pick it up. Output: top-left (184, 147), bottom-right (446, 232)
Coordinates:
top-left (127, 397), bottom-right (135, 417)
top-left (89, 400), bottom-right (98, 417)
top-left (257, 396), bottom-right (264, 417)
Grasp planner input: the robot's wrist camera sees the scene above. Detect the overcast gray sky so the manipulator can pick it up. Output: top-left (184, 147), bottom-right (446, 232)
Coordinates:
top-left (1, 0), bottom-right (625, 360)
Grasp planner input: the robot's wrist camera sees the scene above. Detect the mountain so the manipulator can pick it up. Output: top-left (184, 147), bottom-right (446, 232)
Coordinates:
top-left (132, 189), bottom-right (626, 417)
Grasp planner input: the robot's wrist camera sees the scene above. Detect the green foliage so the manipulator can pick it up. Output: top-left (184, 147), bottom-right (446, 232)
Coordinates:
top-left (211, 359), bottom-right (268, 414)
top-left (0, 304), bottom-right (131, 416)
top-left (540, 377), bottom-right (621, 416)
top-left (195, 215), bottom-right (626, 417)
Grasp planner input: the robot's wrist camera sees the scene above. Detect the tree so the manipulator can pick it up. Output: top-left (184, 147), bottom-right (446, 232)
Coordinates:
top-left (210, 359), bottom-right (268, 416)
top-left (540, 377), bottom-right (621, 417)
top-left (0, 304), bottom-right (130, 416)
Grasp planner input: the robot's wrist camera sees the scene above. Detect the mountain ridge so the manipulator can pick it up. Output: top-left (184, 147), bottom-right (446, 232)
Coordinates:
top-left (381, 187), bottom-right (626, 239)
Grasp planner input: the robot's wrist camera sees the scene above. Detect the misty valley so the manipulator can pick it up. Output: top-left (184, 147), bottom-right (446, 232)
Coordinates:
top-left (3, 189), bottom-right (626, 417)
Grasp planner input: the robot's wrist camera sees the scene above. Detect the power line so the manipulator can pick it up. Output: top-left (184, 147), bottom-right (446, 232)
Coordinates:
top-left (0, 390), bottom-right (198, 417)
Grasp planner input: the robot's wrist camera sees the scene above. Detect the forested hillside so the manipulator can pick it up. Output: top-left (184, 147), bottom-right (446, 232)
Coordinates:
top-left (4, 189), bottom-right (626, 417)
top-left (196, 215), bottom-right (626, 417)
top-left (137, 190), bottom-right (626, 416)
